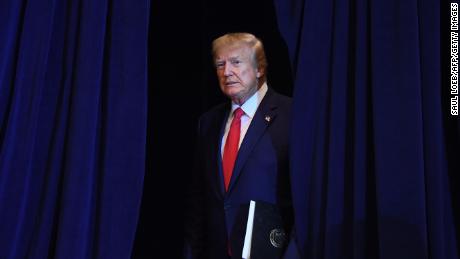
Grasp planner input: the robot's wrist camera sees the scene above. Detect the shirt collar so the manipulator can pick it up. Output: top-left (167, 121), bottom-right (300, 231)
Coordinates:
top-left (230, 82), bottom-right (268, 119)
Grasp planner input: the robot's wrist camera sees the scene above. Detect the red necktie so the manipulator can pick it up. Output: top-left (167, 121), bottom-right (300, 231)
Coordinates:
top-left (222, 108), bottom-right (244, 191)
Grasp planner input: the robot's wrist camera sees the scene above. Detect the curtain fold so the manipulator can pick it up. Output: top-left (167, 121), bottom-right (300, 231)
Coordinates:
top-left (274, 0), bottom-right (459, 258)
top-left (0, 0), bottom-right (149, 258)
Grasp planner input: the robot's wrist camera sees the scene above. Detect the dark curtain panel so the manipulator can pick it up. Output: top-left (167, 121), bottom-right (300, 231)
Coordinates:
top-left (275, 0), bottom-right (459, 259)
top-left (0, 0), bottom-right (149, 258)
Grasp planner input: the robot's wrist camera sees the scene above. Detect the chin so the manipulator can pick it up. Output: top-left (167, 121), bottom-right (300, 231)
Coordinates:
top-left (223, 88), bottom-right (240, 97)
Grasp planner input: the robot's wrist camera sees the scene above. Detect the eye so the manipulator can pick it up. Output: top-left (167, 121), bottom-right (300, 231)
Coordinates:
top-left (215, 62), bottom-right (225, 69)
top-left (230, 60), bottom-right (241, 65)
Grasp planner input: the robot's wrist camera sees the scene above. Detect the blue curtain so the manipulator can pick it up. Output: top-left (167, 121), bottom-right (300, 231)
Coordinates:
top-left (0, 0), bottom-right (149, 258)
top-left (274, 0), bottom-right (459, 258)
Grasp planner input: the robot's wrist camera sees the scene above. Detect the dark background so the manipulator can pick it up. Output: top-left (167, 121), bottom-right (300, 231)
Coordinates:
top-left (132, 0), bottom-right (293, 258)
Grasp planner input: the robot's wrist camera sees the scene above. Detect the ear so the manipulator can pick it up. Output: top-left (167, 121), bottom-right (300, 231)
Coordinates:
top-left (256, 68), bottom-right (263, 78)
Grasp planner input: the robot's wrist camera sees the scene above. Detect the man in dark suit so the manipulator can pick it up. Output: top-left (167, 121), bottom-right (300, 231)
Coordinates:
top-left (185, 32), bottom-right (299, 259)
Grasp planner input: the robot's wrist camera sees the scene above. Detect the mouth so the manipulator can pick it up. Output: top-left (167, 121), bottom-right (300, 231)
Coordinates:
top-left (225, 81), bottom-right (238, 86)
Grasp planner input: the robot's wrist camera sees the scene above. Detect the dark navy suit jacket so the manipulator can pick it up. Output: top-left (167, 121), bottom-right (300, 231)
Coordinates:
top-left (185, 88), bottom-right (296, 259)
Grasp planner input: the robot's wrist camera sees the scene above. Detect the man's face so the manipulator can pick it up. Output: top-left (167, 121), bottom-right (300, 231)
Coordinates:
top-left (215, 44), bottom-right (261, 105)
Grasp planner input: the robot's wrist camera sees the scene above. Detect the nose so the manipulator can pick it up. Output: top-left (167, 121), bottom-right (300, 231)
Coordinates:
top-left (223, 63), bottom-right (232, 76)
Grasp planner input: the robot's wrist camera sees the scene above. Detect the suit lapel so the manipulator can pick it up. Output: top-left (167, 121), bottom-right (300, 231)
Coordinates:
top-left (226, 89), bottom-right (279, 195)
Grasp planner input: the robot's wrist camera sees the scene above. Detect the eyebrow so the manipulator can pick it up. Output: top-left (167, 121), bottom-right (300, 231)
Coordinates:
top-left (216, 55), bottom-right (241, 61)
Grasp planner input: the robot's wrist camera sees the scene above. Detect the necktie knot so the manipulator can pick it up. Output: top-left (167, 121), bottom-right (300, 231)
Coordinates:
top-left (233, 108), bottom-right (244, 120)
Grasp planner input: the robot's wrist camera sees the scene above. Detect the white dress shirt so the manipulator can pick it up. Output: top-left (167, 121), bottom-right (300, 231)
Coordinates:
top-left (221, 82), bottom-right (268, 157)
